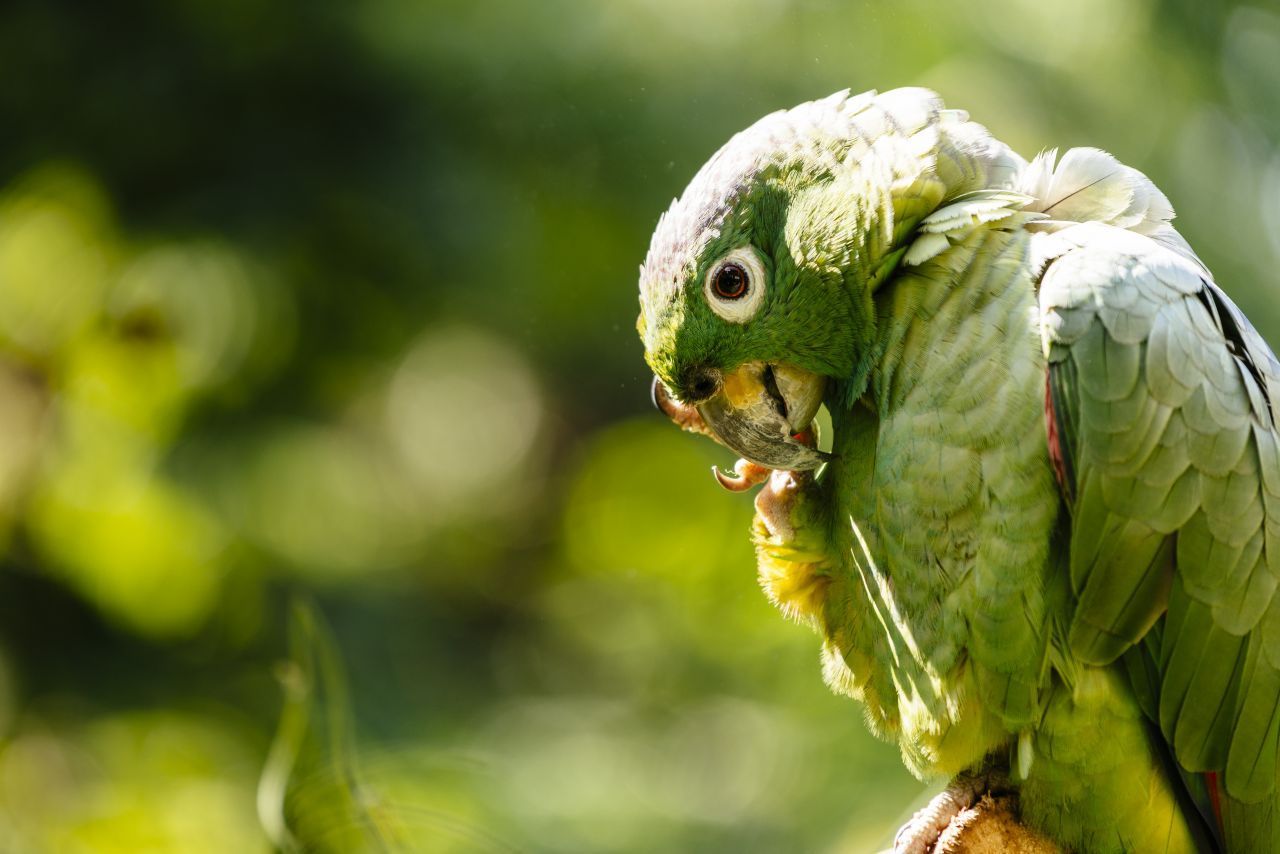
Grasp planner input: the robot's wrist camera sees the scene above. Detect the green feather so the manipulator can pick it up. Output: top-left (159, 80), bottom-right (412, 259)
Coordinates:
top-left (640, 86), bottom-right (1280, 851)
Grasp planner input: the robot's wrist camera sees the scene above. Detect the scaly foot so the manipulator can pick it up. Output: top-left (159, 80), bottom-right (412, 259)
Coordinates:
top-left (892, 774), bottom-right (1058, 853)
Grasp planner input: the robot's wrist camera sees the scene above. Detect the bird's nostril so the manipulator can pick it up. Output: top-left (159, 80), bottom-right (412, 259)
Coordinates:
top-left (681, 367), bottom-right (721, 404)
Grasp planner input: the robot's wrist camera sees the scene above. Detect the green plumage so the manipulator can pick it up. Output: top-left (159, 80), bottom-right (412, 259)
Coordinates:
top-left (639, 88), bottom-right (1280, 852)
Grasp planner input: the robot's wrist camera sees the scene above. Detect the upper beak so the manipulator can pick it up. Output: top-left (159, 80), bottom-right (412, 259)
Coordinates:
top-left (652, 363), bottom-right (829, 472)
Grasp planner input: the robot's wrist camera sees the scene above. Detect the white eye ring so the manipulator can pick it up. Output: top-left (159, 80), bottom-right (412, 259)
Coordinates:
top-left (703, 246), bottom-right (767, 324)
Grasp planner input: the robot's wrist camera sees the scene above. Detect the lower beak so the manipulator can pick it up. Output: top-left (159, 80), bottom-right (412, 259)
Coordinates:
top-left (696, 362), bottom-right (829, 472)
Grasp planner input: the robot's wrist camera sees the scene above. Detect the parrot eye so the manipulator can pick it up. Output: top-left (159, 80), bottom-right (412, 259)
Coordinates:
top-left (713, 264), bottom-right (749, 300)
top-left (704, 246), bottom-right (767, 323)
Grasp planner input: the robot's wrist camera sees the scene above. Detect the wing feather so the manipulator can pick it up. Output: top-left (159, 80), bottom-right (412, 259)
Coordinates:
top-left (1040, 222), bottom-right (1280, 802)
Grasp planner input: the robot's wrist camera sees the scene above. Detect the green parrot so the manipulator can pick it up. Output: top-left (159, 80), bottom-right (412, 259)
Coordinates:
top-left (638, 87), bottom-right (1280, 853)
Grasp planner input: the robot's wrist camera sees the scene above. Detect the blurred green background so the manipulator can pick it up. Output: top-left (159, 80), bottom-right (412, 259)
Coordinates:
top-left (0, 0), bottom-right (1277, 851)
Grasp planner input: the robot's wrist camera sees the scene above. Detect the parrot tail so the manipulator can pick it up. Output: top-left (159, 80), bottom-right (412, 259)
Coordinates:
top-left (1216, 777), bottom-right (1280, 853)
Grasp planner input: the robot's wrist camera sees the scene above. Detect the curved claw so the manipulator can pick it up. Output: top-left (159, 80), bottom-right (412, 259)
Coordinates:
top-left (712, 460), bottom-right (770, 492)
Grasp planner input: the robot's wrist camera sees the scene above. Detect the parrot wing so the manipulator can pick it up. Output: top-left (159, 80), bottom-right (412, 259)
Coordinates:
top-left (1039, 216), bottom-right (1280, 804)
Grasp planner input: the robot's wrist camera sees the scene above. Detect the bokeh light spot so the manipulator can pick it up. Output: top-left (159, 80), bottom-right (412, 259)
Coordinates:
top-left (386, 326), bottom-right (544, 513)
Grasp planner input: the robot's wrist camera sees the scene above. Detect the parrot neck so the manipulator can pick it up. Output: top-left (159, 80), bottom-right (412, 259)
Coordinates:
top-left (826, 126), bottom-right (1023, 408)
top-left (869, 215), bottom-right (1038, 415)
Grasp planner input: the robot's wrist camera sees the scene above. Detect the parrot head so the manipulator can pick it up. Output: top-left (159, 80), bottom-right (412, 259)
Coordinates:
top-left (638, 90), bottom-right (899, 472)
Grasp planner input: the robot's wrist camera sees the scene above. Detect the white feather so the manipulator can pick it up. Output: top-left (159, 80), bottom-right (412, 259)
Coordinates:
top-left (904, 232), bottom-right (951, 266)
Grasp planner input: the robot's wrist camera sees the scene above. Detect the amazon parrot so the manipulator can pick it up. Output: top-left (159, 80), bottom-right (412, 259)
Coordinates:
top-left (637, 88), bottom-right (1280, 852)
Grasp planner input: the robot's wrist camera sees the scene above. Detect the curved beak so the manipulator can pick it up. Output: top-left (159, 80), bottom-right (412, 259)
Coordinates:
top-left (652, 361), bottom-right (829, 474)
top-left (695, 362), bottom-right (829, 471)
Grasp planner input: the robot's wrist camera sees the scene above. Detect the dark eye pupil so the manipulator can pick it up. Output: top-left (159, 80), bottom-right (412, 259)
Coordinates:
top-left (713, 263), bottom-right (749, 300)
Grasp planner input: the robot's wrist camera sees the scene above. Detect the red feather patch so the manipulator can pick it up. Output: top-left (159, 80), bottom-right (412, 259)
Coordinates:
top-left (1045, 373), bottom-right (1072, 503)
top-left (1204, 771), bottom-right (1225, 834)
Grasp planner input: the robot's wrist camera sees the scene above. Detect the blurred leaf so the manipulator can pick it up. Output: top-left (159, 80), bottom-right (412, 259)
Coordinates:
top-left (262, 601), bottom-right (517, 853)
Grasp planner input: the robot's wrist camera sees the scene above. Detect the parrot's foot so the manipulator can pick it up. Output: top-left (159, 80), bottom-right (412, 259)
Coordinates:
top-left (893, 773), bottom-right (986, 854)
top-left (892, 773), bottom-right (1058, 853)
top-left (752, 468), bottom-right (809, 540)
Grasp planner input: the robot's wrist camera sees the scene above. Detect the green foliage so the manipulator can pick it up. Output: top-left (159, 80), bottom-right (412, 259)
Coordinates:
top-left (0, 0), bottom-right (1275, 851)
